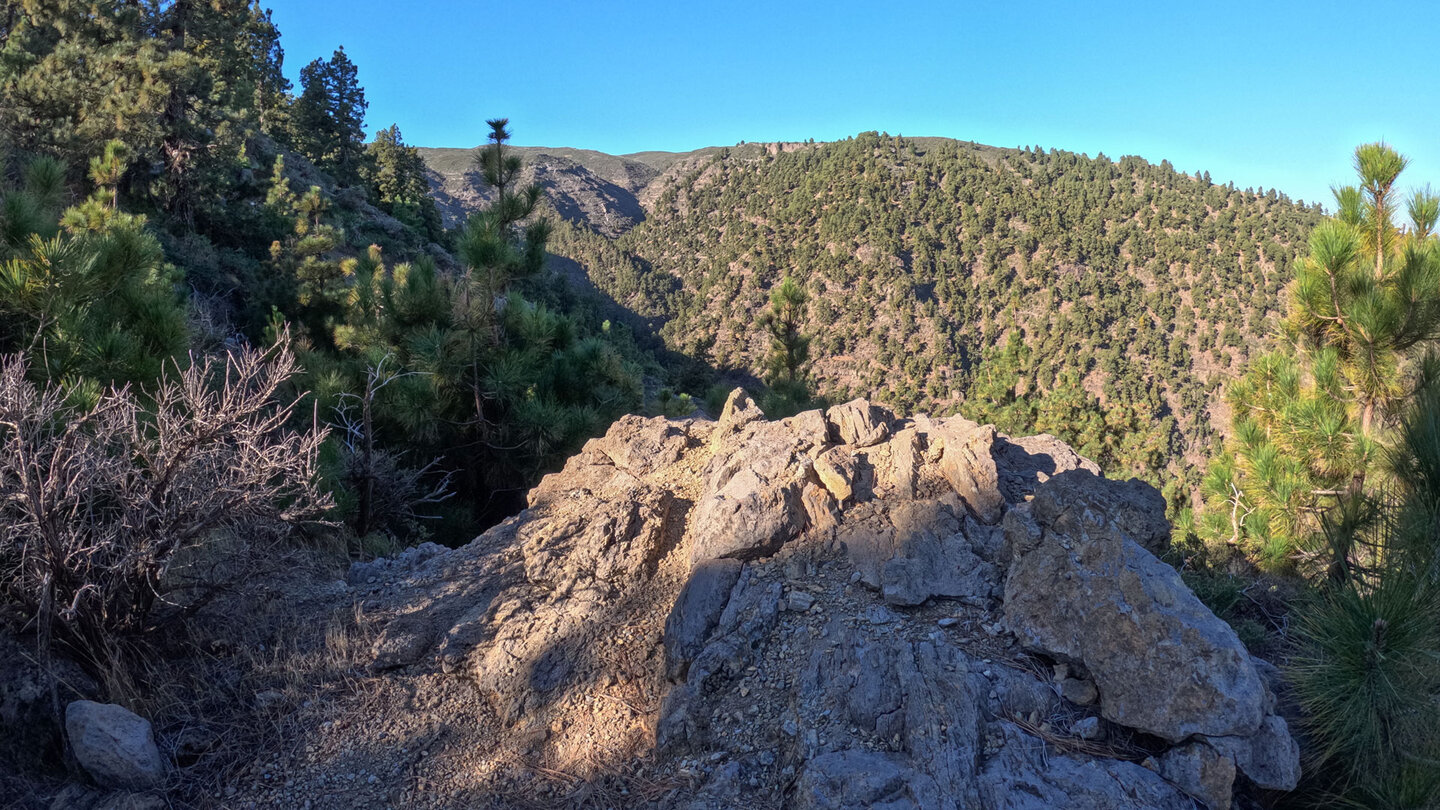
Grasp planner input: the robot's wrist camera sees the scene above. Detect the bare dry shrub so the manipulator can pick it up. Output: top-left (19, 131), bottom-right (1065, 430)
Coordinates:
top-left (0, 337), bottom-right (332, 685)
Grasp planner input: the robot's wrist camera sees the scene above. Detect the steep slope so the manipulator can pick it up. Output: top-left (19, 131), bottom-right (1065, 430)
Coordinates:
top-left (418, 143), bottom-right (775, 236)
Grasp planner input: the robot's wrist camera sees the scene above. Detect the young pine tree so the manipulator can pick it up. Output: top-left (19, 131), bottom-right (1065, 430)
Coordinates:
top-left (1201, 143), bottom-right (1440, 571)
top-left (759, 275), bottom-right (815, 417)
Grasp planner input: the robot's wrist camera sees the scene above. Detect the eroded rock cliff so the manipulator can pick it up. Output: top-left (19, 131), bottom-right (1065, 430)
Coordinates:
top-left (340, 391), bottom-right (1298, 809)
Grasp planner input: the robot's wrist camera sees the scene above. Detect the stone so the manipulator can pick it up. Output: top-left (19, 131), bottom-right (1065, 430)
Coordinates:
top-left (1204, 714), bottom-right (1301, 791)
top-left (874, 501), bottom-right (999, 607)
top-left (792, 750), bottom-right (923, 809)
top-left (712, 389), bottom-right (765, 447)
top-left (1059, 677), bottom-right (1097, 706)
top-left (691, 419), bottom-right (814, 564)
top-left (1072, 716), bottom-right (1103, 740)
top-left (993, 433), bottom-right (1100, 503)
top-left (979, 722), bottom-right (1193, 809)
top-left (1158, 741), bottom-right (1236, 810)
top-left (801, 482), bottom-right (841, 534)
top-left (932, 418), bottom-right (1004, 523)
top-left (787, 591), bottom-right (816, 612)
top-left (589, 413), bottom-right (691, 477)
top-left (1004, 470), bottom-right (1268, 742)
top-left (813, 447), bottom-right (857, 503)
top-left (656, 572), bottom-right (783, 753)
top-left (664, 559), bottom-right (744, 681)
top-left (521, 481), bottom-right (673, 591)
top-left (824, 399), bottom-right (892, 448)
top-left (65, 701), bottom-right (166, 790)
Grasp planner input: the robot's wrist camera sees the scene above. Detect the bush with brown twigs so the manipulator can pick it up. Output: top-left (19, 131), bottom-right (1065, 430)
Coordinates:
top-left (0, 337), bottom-right (332, 688)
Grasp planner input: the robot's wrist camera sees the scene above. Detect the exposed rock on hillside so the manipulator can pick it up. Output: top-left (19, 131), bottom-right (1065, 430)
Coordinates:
top-left (282, 393), bottom-right (1298, 808)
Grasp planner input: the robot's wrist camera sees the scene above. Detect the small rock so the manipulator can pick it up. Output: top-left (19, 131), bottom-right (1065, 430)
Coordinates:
top-left (254, 690), bottom-right (286, 710)
top-left (65, 701), bottom-right (166, 790)
top-left (1159, 741), bottom-right (1236, 810)
top-left (1073, 716), bottom-right (1103, 740)
top-left (1059, 677), bottom-right (1098, 706)
top-left (937, 617), bottom-right (960, 628)
top-left (864, 606), bottom-right (896, 625)
top-left (787, 591), bottom-right (816, 612)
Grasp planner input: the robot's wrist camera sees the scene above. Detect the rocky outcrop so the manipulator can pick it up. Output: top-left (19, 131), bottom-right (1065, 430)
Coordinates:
top-left (65, 701), bottom-right (166, 791)
top-left (1003, 470), bottom-right (1269, 743)
top-left (351, 393), bottom-right (1302, 809)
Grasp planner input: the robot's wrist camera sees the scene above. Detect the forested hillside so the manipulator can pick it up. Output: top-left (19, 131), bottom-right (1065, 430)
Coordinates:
top-left (462, 134), bottom-right (1325, 503)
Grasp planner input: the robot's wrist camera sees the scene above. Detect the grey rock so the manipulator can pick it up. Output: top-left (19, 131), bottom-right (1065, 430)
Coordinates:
top-left (792, 750), bottom-right (926, 810)
top-left (1004, 470), bottom-right (1267, 742)
top-left (844, 499), bottom-right (1000, 607)
top-left (985, 666), bottom-right (1063, 721)
top-left (1072, 716), bottom-right (1103, 740)
top-left (993, 433), bottom-right (1100, 503)
top-left (346, 541), bottom-right (447, 586)
top-left (65, 701), bottom-right (166, 790)
top-left (690, 418), bottom-right (814, 564)
top-left (979, 722), bottom-right (1193, 809)
top-left (664, 559), bottom-right (744, 681)
top-left (1204, 714), bottom-right (1301, 791)
top-left (825, 399), bottom-right (892, 447)
top-left (657, 572), bottom-right (783, 753)
top-left (1059, 677), bottom-right (1098, 707)
top-left (933, 418), bottom-right (1005, 524)
top-left (1158, 741), bottom-right (1235, 810)
top-left (787, 591), bottom-right (816, 612)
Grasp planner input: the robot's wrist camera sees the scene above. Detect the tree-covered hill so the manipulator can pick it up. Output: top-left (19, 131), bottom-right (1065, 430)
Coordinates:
top-left (429, 134), bottom-right (1325, 505)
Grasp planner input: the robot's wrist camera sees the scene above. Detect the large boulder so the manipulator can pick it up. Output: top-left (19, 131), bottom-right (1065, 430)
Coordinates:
top-left (65, 701), bottom-right (166, 790)
top-left (916, 416), bottom-right (1005, 524)
top-left (824, 399), bottom-right (892, 447)
top-left (1003, 470), bottom-right (1267, 742)
top-left (690, 406), bottom-right (822, 564)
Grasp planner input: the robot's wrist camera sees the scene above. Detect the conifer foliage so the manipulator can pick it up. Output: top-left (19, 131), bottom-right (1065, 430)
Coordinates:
top-left (291, 46), bottom-right (368, 187)
top-left (758, 275), bottom-right (817, 416)
top-left (1200, 143), bottom-right (1440, 571)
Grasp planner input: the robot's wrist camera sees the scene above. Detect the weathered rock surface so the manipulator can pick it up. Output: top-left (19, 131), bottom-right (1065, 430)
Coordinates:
top-left (664, 558), bottom-right (744, 680)
top-left (690, 404), bottom-right (821, 564)
top-left (1003, 470), bottom-right (1266, 742)
top-left (65, 701), bottom-right (166, 790)
top-left (338, 393), bottom-right (1302, 810)
top-left (1204, 714), bottom-right (1301, 791)
top-left (1159, 741), bottom-right (1236, 810)
top-left (979, 723), bottom-right (1193, 809)
top-left (792, 750), bottom-right (930, 809)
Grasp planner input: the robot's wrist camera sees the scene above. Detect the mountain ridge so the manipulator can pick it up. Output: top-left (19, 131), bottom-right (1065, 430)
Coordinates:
top-left (419, 133), bottom-right (1324, 504)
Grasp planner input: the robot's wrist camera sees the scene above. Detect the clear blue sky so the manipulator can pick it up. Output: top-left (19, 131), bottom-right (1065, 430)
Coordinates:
top-left (267, 0), bottom-right (1438, 209)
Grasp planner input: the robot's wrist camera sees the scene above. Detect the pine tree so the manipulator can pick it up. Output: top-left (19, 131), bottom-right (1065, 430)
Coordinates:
top-left (455, 118), bottom-right (550, 346)
top-left (1201, 143), bottom-right (1440, 571)
top-left (291, 47), bottom-right (368, 186)
top-left (363, 124), bottom-right (442, 240)
top-left (758, 275), bottom-right (815, 416)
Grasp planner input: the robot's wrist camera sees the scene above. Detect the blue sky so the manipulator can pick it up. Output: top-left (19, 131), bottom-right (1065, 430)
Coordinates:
top-left (267, 0), bottom-right (1439, 209)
